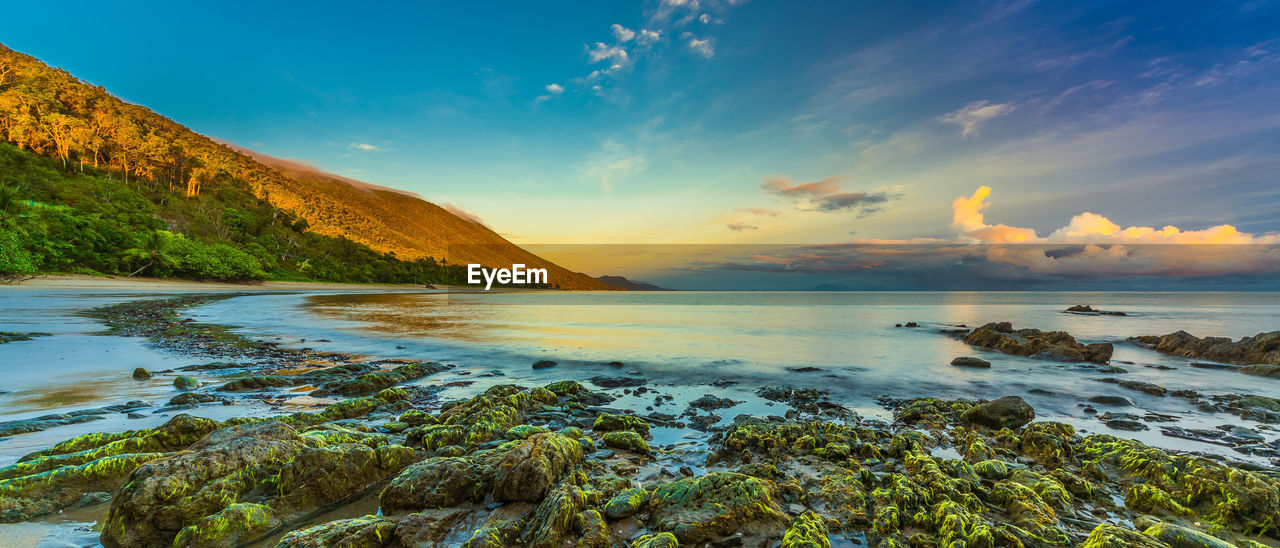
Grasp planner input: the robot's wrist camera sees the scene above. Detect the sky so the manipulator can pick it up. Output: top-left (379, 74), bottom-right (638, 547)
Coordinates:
top-left (4, 0), bottom-right (1280, 287)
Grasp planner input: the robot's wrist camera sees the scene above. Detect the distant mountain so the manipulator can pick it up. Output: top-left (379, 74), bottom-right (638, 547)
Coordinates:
top-left (595, 275), bottom-right (672, 291)
top-left (0, 43), bottom-right (608, 289)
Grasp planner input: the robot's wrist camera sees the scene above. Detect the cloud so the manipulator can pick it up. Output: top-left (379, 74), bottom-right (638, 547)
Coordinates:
top-left (545, 83), bottom-right (564, 94)
top-left (726, 222), bottom-right (759, 231)
top-left (938, 100), bottom-right (1016, 137)
top-left (587, 42), bottom-right (629, 64)
top-left (736, 208), bottom-right (782, 217)
top-left (761, 175), bottom-right (897, 215)
top-left (349, 142), bottom-right (381, 151)
top-left (953, 185), bottom-right (1280, 245)
top-left (611, 24), bottom-right (636, 42)
top-left (441, 203), bottom-right (490, 228)
top-left (636, 29), bottom-right (661, 45)
top-left (576, 138), bottom-right (648, 191)
top-left (688, 38), bottom-right (715, 58)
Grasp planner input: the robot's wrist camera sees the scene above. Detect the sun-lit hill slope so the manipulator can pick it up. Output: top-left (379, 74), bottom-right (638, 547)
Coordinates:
top-left (0, 43), bottom-right (607, 289)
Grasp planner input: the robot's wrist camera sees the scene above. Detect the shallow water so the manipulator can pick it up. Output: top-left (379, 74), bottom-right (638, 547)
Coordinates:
top-left (2, 288), bottom-right (1280, 546)
top-left (187, 290), bottom-right (1280, 457)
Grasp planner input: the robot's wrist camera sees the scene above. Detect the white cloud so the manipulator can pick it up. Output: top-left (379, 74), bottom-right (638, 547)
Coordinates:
top-left (545, 83), bottom-right (564, 94)
top-left (699, 13), bottom-right (711, 24)
top-left (688, 38), bottom-right (715, 59)
top-left (587, 42), bottom-right (629, 64)
top-left (938, 100), bottom-right (1016, 137)
top-left (349, 142), bottom-right (381, 151)
top-left (636, 29), bottom-right (661, 45)
top-left (611, 24), bottom-right (636, 42)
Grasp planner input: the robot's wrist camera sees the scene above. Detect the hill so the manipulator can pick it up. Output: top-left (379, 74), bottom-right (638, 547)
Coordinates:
top-left (595, 275), bottom-right (672, 291)
top-left (0, 43), bottom-right (607, 289)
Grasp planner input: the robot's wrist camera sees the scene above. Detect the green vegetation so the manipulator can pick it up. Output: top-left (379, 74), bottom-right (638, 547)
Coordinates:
top-left (0, 143), bottom-right (469, 283)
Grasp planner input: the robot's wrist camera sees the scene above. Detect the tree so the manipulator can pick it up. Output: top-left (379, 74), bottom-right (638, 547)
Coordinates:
top-left (123, 229), bottom-right (177, 277)
top-left (0, 184), bottom-right (20, 219)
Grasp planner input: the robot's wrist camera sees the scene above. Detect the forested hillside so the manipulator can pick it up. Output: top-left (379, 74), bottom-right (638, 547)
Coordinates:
top-left (0, 43), bottom-right (606, 288)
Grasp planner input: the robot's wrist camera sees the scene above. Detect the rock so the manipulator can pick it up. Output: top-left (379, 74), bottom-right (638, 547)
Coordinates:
top-left (960, 396), bottom-right (1035, 430)
top-left (173, 376), bottom-right (199, 390)
top-left (380, 450), bottom-right (505, 511)
top-left (780, 510), bottom-right (829, 548)
top-left (132, 368), bottom-right (152, 380)
top-left (276, 515), bottom-right (398, 547)
top-left (1105, 419), bottom-right (1149, 431)
top-left (589, 376), bottom-right (646, 388)
top-left (328, 362), bottom-right (447, 396)
top-left (950, 357), bottom-right (992, 368)
top-left (173, 502), bottom-right (281, 547)
top-left (1097, 378), bottom-right (1167, 396)
top-left (218, 375), bottom-right (293, 391)
top-left (630, 533), bottom-right (679, 548)
top-left (1142, 522), bottom-right (1235, 548)
top-left (1066, 305), bottom-right (1097, 313)
top-left (393, 508), bottom-right (471, 547)
top-left (167, 392), bottom-right (226, 406)
top-left (973, 459), bottom-right (1009, 480)
top-left (1088, 395), bottom-right (1135, 406)
top-left (1242, 364), bottom-right (1280, 379)
top-left (603, 487), bottom-right (648, 519)
top-left (1080, 523), bottom-right (1170, 547)
top-left (593, 413), bottom-right (651, 436)
top-left (1188, 361), bottom-right (1240, 371)
top-left (963, 322), bottom-right (1113, 363)
top-left (647, 472), bottom-right (788, 544)
top-left (688, 394), bottom-right (740, 411)
top-left (1131, 330), bottom-right (1280, 366)
top-left (533, 360), bottom-right (557, 369)
top-left (492, 433), bottom-right (585, 502)
top-left (602, 431), bottom-right (650, 454)
top-left (101, 420), bottom-right (416, 547)
top-left (0, 414), bottom-right (219, 522)
top-left (787, 366), bottom-right (823, 373)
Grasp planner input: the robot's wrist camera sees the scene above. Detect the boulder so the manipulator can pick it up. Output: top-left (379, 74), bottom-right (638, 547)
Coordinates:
top-left (276, 515), bottom-right (398, 548)
top-left (964, 322), bottom-right (1113, 364)
top-left (132, 367), bottom-right (152, 380)
top-left (101, 420), bottom-right (416, 547)
top-left (1088, 395), bottom-right (1135, 406)
top-left (492, 433), bottom-right (584, 502)
top-left (1142, 522), bottom-right (1235, 548)
top-left (603, 487), bottom-right (648, 519)
top-left (173, 376), bottom-right (199, 390)
top-left (960, 396), bottom-right (1035, 430)
top-left (532, 360), bottom-right (557, 369)
top-left (602, 431), bottom-right (650, 454)
top-left (1131, 330), bottom-right (1280, 366)
top-left (950, 357), bottom-right (992, 368)
top-left (1080, 523), bottom-right (1170, 548)
top-left (647, 472), bottom-right (788, 544)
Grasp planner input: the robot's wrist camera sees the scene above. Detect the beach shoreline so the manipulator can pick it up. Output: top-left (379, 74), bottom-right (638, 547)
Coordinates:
top-left (0, 291), bottom-right (1278, 547)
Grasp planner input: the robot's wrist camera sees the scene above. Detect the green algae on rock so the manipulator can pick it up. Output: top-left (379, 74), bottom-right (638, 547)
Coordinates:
top-left (604, 486), bottom-right (649, 519)
top-left (781, 510), bottom-right (831, 548)
top-left (275, 514), bottom-right (398, 548)
top-left (172, 502), bottom-right (281, 548)
top-left (593, 412), bottom-right (652, 436)
top-left (602, 430), bottom-right (651, 454)
top-left (647, 472), bottom-right (789, 543)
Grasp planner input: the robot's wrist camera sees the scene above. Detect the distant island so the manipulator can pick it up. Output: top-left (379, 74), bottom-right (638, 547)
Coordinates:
top-left (595, 275), bottom-right (673, 291)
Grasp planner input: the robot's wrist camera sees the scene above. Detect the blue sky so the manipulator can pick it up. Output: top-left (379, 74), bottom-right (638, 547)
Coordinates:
top-left (3, 0), bottom-right (1279, 249)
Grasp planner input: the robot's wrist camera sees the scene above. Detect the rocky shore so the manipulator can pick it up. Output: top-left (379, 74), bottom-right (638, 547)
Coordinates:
top-left (0, 296), bottom-right (1278, 547)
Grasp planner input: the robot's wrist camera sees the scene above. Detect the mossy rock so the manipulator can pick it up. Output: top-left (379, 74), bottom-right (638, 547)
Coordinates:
top-left (1080, 523), bottom-right (1170, 548)
top-left (398, 409), bottom-right (436, 426)
top-left (132, 367), bottom-right (152, 380)
top-left (492, 433), bottom-right (584, 502)
top-left (592, 413), bottom-right (651, 436)
top-left (631, 532), bottom-right (679, 547)
top-left (604, 487), bottom-right (648, 519)
top-left (101, 420), bottom-right (417, 547)
top-left (173, 503), bottom-right (280, 548)
top-left (647, 472), bottom-right (788, 543)
top-left (960, 396), bottom-right (1035, 430)
top-left (275, 515), bottom-right (398, 547)
top-left (380, 450), bottom-right (506, 511)
top-left (523, 482), bottom-right (597, 547)
top-left (780, 510), bottom-right (830, 547)
top-left (1143, 522), bottom-right (1236, 548)
top-left (330, 362), bottom-right (446, 396)
top-left (173, 376), bottom-right (200, 390)
top-left (602, 431), bottom-right (650, 454)
top-left (973, 459), bottom-right (1009, 480)
top-left (219, 375), bottom-right (293, 391)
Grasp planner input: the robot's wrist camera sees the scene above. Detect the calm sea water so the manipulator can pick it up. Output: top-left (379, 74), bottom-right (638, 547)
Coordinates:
top-left (189, 291), bottom-right (1280, 449)
top-left (3, 289), bottom-right (1279, 463)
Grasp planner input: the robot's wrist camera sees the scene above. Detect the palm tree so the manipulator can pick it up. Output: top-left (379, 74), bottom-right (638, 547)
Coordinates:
top-left (124, 230), bottom-right (177, 277)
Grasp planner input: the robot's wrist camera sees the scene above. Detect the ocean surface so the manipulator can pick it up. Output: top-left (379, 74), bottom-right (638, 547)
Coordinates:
top-left (3, 289), bottom-right (1280, 461)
